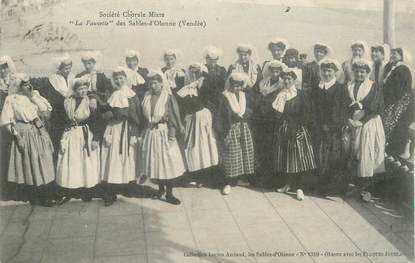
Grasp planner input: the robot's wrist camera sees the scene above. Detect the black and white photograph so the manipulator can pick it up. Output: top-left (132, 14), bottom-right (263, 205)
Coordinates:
top-left (0, 0), bottom-right (414, 262)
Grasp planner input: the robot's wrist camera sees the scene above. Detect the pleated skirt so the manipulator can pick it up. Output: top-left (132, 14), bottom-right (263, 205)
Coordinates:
top-left (56, 125), bottom-right (100, 189)
top-left (7, 122), bottom-right (55, 186)
top-left (274, 122), bottom-right (317, 174)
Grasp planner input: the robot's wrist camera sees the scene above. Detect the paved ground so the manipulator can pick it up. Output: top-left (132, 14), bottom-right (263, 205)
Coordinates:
top-left (0, 186), bottom-right (413, 263)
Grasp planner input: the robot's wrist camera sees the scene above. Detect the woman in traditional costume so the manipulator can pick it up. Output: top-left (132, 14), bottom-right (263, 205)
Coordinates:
top-left (77, 51), bottom-right (112, 102)
top-left (0, 56), bottom-right (18, 200)
top-left (76, 51), bottom-right (112, 142)
top-left (228, 44), bottom-right (262, 89)
top-left (214, 72), bottom-right (255, 195)
top-left (177, 63), bottom-right (219, 187)
top-left (257, 60), bottom-right (286, 98)
top-left (282, 48), bottom-right (303, 89)
top-left (201, 46), bottom-right (227, 112)
top-left (161, 49), bottom-right (186, 94)
top-left (274, 69), bottom-right (316, 201)
top-left (298, 53), bottom-right (308, 69)
top-left (56, 78), bottom-right (101, 203)
top-left (302, 43), bottom-right (331, 91)
top-left (342, 59), bottom-right (385, 199)
top-left (125, 49), bottom-right (149, 99)
top-left (262, 38), bottom-right (289, 69)
top-left (310, 59), bottom-right (347, 195)
top-left (100, 67), bottom-right (142, 206)
top-left (141, 72), bottom-right (186, 205)
top-left (382, 48), bottom-right (413, 157)
top-left (369, 44), bottom-right (390, 90)
top-left (253, 60), bottom-right (287, 178)
top-left (39, 54), bottom-right (75, 161)
top-left (0, 56), bottom-right (19, 96)
top-left (339, 41), bottom-right (369, 84)
top-left (0, 75), bottom-right (55, 206)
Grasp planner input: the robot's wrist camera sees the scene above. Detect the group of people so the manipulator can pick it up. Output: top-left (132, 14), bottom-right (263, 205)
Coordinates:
top-left (0, 38), bottom-right (413, 207)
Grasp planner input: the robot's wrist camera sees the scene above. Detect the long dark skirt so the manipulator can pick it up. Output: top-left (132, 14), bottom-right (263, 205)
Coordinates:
top-left (383, 92), bottom-right (414, 155)
top-left (253, 118), bottom-right (280, 177)
top-left (274, 121), bottom-right (317, 174)
top-left (0, 127), bottom-right (12, 200)
top-left (314, 130), bottom-right (343, 175)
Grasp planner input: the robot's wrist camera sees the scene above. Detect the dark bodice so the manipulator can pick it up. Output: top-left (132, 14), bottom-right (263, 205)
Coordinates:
top-left (200, 65), bottom-right (227, 109)
top-left (0, 90), bottom-right (8, 112)
top-left (214, 92), bottom-right (254, 140)
top-left (383, 63), bottom-right (412, 105)
top-left (131, 66), bottom-right (150, 99)
top-left (179, 95), bottom-right (204, 116)
top-left (141, 94), bottom-right (184, 138)
top-left (161, 67), bottom-right (185, 93)
top-left (101, 95), bottom-right (143, 138)
top-left (345, 82), bottom-right (384, 124)
top-left (311, 82), bottom-right (345, 129)
top-left (32, 78), bottom-right (67, 129)
top-left (273, 90), bottom-right (314, 129)
top-left (75, 71), bottom-right (112, 105)
top-left (302, 61), bottom-right (320, 90)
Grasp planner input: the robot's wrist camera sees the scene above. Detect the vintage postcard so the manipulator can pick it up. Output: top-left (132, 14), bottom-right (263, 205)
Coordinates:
top-left (0, 0), bottom-right (414, 262)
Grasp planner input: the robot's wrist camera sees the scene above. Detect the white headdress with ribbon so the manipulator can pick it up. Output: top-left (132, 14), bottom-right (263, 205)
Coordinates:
top-left (125, 49), bottom-right (141, 60)
top-left (259, 60), bottom-right (286, 96)
top-left (52, 53), bottom-right (72, 71)
top-left (350, 40), bottom-right (370, 61)
top-left (268, 38), bottom-right (289, 53)
top-left (204, 46), bottom-right (222, 60)
top-left (233, 43), bottom-right (259, 87)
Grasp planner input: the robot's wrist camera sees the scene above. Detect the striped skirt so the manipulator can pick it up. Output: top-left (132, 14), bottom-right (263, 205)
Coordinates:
top-left (274, 121), bottom-right (317, 174)
top-left (221, 121), bottom-right (254, 178)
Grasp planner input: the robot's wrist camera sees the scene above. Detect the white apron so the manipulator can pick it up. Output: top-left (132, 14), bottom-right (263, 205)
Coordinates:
top-left (351, 116), bottom-right (385, 177)
top-left (101, 119), bottom-right (138, 184)
top-left (348, 79), bottom-right (385, 178)
top-left (140, 89), bottom-right (186, 180)
top-left (57, 125), bottom-right (100, 188)
top-left (183, 108), bottom-right (219, 172)
top-left (56, 96), bottom-right (100, 188)
top-left (141, 123), bottom-right (186, 180)
top-left (101, 85), bottom-right (138, 184)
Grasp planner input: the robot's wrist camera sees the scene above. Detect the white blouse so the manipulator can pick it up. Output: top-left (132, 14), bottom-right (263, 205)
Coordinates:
top-left (0, 91), bottom-right (52, 125)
